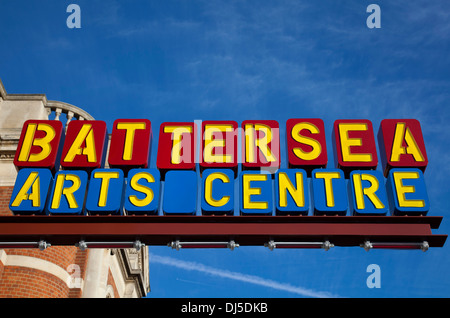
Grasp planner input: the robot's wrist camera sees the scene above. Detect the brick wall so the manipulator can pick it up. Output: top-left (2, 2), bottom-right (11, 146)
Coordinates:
top-left (6, 247), bottom-right (79, 271)
top-left (0, 256), bottom-right (4, 279)
top-left (0, 266), bottom-right (70, 298)
top-left (68, 248), bottom-right (89, 298)
top-left (0, 187), bottom-right (13, 216)
top-left (107, 269), bottom-right (119, 298)
top-left (0, 186), bottom-right (89, 298)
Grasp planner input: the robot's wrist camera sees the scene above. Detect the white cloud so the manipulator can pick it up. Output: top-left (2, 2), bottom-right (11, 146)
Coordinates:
top-left (149, 252), bottom-right (338, 298)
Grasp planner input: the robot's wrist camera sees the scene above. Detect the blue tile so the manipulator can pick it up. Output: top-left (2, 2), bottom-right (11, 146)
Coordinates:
top-left (47, 170), bottom-right (88, 215)
top-left (9, 168), bottom-right (53, 215)
top-left (163, 170), bottom-right (197, 215)
top-left (201, 169), bottom-right (234, 215)
top-left (311, 168), bottom-right (348, 215)
top-left (275, 169), bottom-right (309, 215)
top-left (124, 168), bottom-right (160, 215)
top-left (86, 169), bottom-right (125, 215)
top-left (386, 168), bottom-right (429, 215)
top-left (240, 171), bottom-right (273, 215)
top-left (349, 170), bottom-right (388, 215)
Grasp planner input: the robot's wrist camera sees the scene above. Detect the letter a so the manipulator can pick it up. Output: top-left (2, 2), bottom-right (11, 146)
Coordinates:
top-left (366, 4), bottom-right (381, 29)
top-left (64, 124), bottom-right (97, 163)
top-left (390, 123), bottom-right (425, 163)
top-left (67, 4), bottom-right (81, 29)
top-left (11, 172), bottom-right (41, 208)
top-left (366, 264), bottom-right (381, 288)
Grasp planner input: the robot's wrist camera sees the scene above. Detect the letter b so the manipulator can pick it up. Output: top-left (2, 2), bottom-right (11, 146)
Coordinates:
top-left (14, 120), bottom-right (64, 173)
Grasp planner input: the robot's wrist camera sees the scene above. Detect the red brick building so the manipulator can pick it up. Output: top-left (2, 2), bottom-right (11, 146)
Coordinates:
top-left (0, 79), bottom-right (149, 298)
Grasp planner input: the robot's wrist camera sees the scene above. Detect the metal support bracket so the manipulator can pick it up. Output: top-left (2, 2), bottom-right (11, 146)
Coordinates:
top-left (264, 240), bottom-right (334, 251)
top-left (168, 240), bottom-right (239, 251)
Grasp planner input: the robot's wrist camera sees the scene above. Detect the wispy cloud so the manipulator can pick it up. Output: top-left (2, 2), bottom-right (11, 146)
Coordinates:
top-left (149, 253), bottom-right (338, 298)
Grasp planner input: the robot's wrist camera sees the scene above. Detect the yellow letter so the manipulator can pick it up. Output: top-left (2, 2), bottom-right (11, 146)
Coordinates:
top-left (18, 123), bottom-right (56, 162)
top-left (315, 171), bottom-right (341, 207)
top-left (203, 125), bottom-right (234, 163)
top-left (129, 172), bottom-right (155, 207)
top-left (352, 173), bottom-right (384, 210)
top-left (244, 124), bottom-right (276, 163)
top-left (51, 174), bottom-right (82, 209)
top-left (278, 172), bottom-right (305, 207)
top-left (116, 122), bottom-right (147, 161)
top-left (291, 123), bottom-right (322, 161)
top-left (94, 171), bottom-right (120, 207)
top-left (164, 125), bottom-right (193, 164)
top-left (242, 174), bottom-right (268, 210)
top-left (204, 172), bottom-right (231, 207)
top-left (393, 171), bottom-right (425, 208)
top-left (390, 122), bottom-right (425, 162)
top-left (64, 124), bottom-right (97, 163)
top-left (11, 172), bottom-right (41, 207)
top-left (338, 123), bottom-right (372, 162)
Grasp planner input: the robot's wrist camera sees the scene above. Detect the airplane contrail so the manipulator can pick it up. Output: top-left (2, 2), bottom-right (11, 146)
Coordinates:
top-left (149, 253), bottom-right (338, 298)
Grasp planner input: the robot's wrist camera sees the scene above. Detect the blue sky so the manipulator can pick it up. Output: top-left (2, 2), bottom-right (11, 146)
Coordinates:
top-left (1, 0), bottom-right (450, 298)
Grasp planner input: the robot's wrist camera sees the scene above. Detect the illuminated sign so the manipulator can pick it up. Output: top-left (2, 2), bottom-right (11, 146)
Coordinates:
top-left (108, 119), bottom-right (152, 172)
top-left (60, 120), bottom-right (108, 172)
top-left (378, 119), bottom-right (428, 174)
top-left (13, 120), bottom-right (64, 173)
top-left (286, 118), bottom-right (327, 174)
top-left (10, 118), bottom-right (431, 217)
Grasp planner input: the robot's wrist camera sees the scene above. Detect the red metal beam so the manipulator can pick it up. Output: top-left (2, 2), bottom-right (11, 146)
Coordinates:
top-left (0, 215), bottom-right (446, 248)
